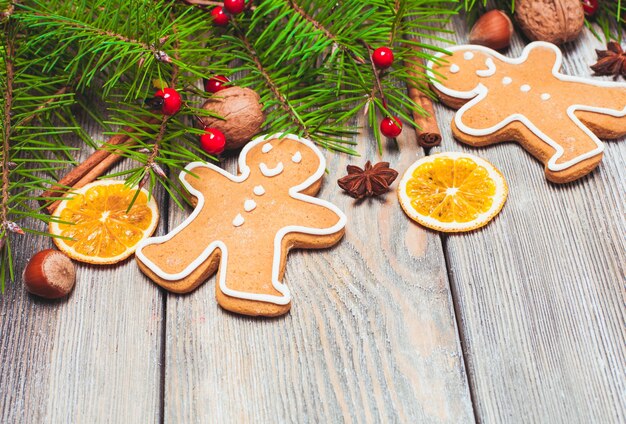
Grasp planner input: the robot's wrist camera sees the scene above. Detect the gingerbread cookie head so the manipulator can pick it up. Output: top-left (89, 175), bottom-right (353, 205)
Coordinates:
top-left (242, 136), bottom-right (322, 191)
top-left (427, 42), bottom-right (626, 183)
top-left (135, 134), bottom-right (347, 317)
top-left (429, 48), bottom-right (501, 95)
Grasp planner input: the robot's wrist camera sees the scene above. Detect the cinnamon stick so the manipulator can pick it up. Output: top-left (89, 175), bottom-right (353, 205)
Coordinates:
top-left (406, 51), bottom-right (442, 148)
top-left (42, 118), bottom-right (159, 214)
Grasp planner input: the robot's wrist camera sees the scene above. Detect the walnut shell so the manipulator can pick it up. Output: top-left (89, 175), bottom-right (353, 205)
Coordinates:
top-left (514, 0), bottom-right (584, 45)
top-left (200, 86), bottom-right (264, 150)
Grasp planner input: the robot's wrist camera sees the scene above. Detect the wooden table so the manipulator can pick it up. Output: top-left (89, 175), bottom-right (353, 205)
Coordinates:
top-left (1, 18), bottom-right (624, 424)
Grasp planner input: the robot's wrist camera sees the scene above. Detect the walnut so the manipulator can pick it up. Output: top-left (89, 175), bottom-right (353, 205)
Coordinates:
top-left (514, 0), bottom-right (584, 45)
top-left (200, 86), bottom-right (265, 150)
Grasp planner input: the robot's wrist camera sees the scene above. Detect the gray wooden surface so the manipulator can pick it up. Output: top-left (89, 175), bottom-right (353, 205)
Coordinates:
top-left (0, 17), bottom-right (624, 424)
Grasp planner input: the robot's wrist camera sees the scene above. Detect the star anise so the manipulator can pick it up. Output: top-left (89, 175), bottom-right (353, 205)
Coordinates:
top-left (337, 161), bottom-right (398, 199)
top-left (591, 42), bottom-right (626, 78)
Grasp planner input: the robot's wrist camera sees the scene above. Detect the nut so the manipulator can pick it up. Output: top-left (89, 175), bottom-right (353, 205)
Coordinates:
top-left (514, 0), bottom-right (584, 45)
top-left (23, 249), bottom-right (76, 299)
top-left (200, 86), bottom-right (264, 150)
top-left (469, 10), bottom-right (514, 50)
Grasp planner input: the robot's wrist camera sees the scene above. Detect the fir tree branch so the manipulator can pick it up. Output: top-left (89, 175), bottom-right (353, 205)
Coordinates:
top-left (234, 21), bottom-right (311, 138)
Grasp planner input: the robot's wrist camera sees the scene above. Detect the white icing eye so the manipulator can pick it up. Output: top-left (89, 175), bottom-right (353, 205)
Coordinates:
top-left (253, 185), bottom-right (265, 196)
top-left (244, 199), bottom-right (257, 212)
top-left (541, 93), bottom-right (551, 101)
top-left (259, 162), bottom-right (284, 177)
top-left (262, 143), bottom-right (273, 153)
top-left (502, 77), bottom-right (512, 85)
top-left (450, 64), bottom-right (460, 73)
top-left (463, 52), bottom-right (474, 60)
top-left (232, 214), bottom-right (244, 227)
top-left (292, 151), bottom-right (302, 163)
top-left (520, 84), bottom-right (531, 92)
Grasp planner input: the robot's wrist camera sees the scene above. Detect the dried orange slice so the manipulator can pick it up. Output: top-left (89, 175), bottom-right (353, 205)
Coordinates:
top-left (398, 152), bottom-right (507, 232)
top-left (50, 180), bottom-right (159, 264)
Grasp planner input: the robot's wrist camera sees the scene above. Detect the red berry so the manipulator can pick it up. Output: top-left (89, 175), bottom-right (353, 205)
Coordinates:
top-left (200, 128), bottom-right (226, 155)
top-left (581, 0), bottom-right (598, 16)
top-left (380, 116), bottom-right (402, 138)
top-left (224, 0), bottom-right (246, 14)
top-left (372, 47), bottom-right (394, 69)
top-left (204, 75), bottom-right (231, 93)
top-left (154, 88), bottom-right (182, 116)
top-left (211, 6), bottom-right (229, 26)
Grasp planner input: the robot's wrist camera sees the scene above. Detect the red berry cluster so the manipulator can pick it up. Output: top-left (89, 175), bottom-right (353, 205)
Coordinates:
top-left (211, 0), bottom-right (251, 27)
top-left (370, 46), bottom-right (402, 138)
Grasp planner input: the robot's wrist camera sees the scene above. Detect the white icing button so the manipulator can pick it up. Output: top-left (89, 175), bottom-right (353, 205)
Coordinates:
top-left (253, 185), bottom-right (265, 196)
top-left (261, 143), bottom-right (273, 153)
top-left (520, 84), bottom-right (531, 92)
top-left (502, 77), bottom-right (512, 85)
top-left (463, 52), bottom-right (474, 60)
top-left (292, 151), bottom-right (302, 163)
top-left (232, 214), bottom-right (244, 227)
top-left (541, 93), bottom-right (551, 101)
top-left (450, 64), bottom-right (460, 73)
top-left (259, 162), bottom-right (284, 177)
top-left (244, 199), bottom-right (257, 212)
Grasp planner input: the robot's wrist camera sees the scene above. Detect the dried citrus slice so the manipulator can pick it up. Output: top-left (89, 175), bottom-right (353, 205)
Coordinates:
top-left (398, 152), bottom-right (507, 232)
top-left (50, 180), bottom-right (159, 264)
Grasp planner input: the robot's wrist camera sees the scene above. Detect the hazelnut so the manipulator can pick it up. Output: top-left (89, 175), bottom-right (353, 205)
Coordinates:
top-left (200, 86), bottom-right (265, 150)
top-left (23, 249), bottom-right (76, 299)
top-left (469, 10), bottom-right (514, 50)
top-left (514, 0), bottom-right (584, 45)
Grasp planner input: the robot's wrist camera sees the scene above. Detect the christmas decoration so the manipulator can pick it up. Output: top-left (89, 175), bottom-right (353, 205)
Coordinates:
top-left (154, 87), bottom-right (182, 115)
top-left (200, 86), bottom-right (265, 150)
top-left (591, 42), bottom-right (626, 78)
top-left (380, 116), bottom-right (403, 138)
top-left (211, 6), bottom-right (229, 26)
top-left (337, 161), bottom-right (398, 199)
top-left (372, 47), bottom-right (394, 69)
top-left (23, 249), bottom-right (76, 299)
top-left (204, 75), bottom-right (231, 93)
top-left (200, 128), bottom-right (227, 155)
top-left (581, 0), bottom-right (599, 16)
top-left (469, 10), bottom-right (514, 50)
top-left (224, 0), bottom-right (246, 14)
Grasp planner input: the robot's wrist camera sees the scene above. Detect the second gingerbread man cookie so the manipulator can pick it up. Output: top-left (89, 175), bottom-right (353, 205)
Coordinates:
top-left (135, 134), bottom-right (347, 317)
top-left (427, 41), bottom-right (626, 183)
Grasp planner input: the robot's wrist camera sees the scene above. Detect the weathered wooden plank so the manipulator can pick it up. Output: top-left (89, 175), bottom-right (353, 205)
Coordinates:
top-left (431, 18), bottom-right (626, 423)
top-left (162, 126), bottom-right (474, 422)
top-left (0, 118), bottom-right (164, 422)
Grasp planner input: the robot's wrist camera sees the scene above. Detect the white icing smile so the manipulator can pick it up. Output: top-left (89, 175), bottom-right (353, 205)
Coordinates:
top-left (253, 185), bottom-right (265, 196)
top-left (262, 143), bottom-right (273, 153)
top-left (244, 199), bottom-right (257, 212)
top-left (292, 151), bottom-right (302, 163)
top-left (259, 162), bottom-right (284, 177)
top-left (476, 58), bottom-right (496, 77)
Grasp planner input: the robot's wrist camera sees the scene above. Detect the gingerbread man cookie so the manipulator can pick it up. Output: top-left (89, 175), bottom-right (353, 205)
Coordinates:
top-left (135, 134), bottom-right (346, 317)
top-left (426, 41), bottom-right (626, 183)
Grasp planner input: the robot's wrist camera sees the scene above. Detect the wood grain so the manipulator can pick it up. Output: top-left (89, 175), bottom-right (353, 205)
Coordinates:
top-left (0, 111), bottom-right (165, 423)
top-left (430, 19), bottom-right (626, 423)
top-left (161, 125), bottom-right (474, 423)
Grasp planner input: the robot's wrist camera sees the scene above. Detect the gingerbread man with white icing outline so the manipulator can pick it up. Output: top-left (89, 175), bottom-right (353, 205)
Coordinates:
top-left (136, 134), bottom-right (346, 317)
top-left (427, 41), bottom-right (626, 183)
